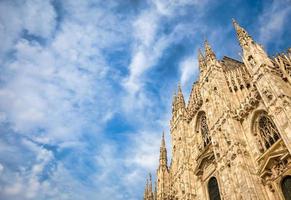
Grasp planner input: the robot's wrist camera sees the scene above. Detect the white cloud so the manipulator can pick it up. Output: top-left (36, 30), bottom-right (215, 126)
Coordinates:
top-left (258, 0), bottom-right (291, 45)
top-left (22, 0), bottom-right (57, 38)
top-left (0, 0), bottom-right (129, 143)
top-left (0, 138), bottom-right (54, 199)
top-left (125, 131), bottom-right (161, 170)
top-left (122, 0), bottom-right (210, 116)
top-left (153, 0), bottom-right (209, 16)
top-left (0, 163), bottom-right (4, 175)
top-left (1, 0), bottom-right (278, 200)
top-left (180, 56), bottom-right (198, 86)
top-left (0, 0), bottom-right (57, 59)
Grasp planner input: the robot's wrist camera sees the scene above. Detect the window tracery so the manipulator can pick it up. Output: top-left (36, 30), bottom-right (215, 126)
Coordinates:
top-left (254, 113), bottom-right (280, 152)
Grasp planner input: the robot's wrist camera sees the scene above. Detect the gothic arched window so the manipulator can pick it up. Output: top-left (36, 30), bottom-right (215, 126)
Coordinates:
top-left (208, 177), bottom-right (221, 200)
top-left (254, 112), bottom-right (280, 152)
top-left (200, 112), bottom-right (211, 147)
top-left (281, 176), bottom-right (291, 200)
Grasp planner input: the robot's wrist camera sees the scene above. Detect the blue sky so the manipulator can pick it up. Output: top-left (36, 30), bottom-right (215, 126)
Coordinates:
top-left (0, 0), bottom-right (290, 199)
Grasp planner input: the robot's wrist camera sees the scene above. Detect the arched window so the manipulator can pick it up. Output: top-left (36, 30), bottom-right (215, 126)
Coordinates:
top-left (254, 112), bottom-right (280, 152)
top-left (281, 176), bottom-right (291, 200)
top-left (199, 112), bottom-right (211, 147)
top-left (208, 177), bottom-right (221, 200)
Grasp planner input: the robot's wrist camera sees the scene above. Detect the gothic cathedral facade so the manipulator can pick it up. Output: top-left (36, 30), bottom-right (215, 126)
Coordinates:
top-left (143, 20), bottom-right (291, 200)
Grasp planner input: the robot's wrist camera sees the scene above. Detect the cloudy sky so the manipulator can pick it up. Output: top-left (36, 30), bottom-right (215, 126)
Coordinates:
top-left (0, 0), bottom-right (290, 199)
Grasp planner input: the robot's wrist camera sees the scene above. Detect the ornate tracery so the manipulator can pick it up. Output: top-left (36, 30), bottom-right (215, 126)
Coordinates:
top-left (254, 112), bottom-right (280, 152)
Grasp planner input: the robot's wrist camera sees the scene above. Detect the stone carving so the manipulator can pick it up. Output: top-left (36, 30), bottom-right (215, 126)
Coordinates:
top-left (143, 20), bottom-right (291, 200)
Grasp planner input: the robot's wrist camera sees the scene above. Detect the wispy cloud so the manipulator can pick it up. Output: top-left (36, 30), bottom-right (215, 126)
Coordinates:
top-left (180, 55), bottom-right (198, 86)
top-left (0, 0), bottom-right (290, 199)
top-left (258, 0), bottom-right (291, 46)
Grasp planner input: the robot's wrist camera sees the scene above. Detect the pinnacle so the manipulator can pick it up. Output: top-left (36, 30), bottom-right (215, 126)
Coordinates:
top-left (198, 48), bottom-right (205, 62)
top-left (161, 131), bottom-right (166, 148)
top-left (159, 131), bottom-right (168, 168)
top-left (198, 48), bottom-right (206, 71)
top-left (232, 18), bottom-right (243, 33)
top-left (232, 18), bottom-right (238, 26)
top-left (204, 39), bottom-right (210, 48)
top-left (198, 48), bottom-right (204, 57)
top-left (172, 91), bottom-right (177, 105)
top-left (178, 82), bottom-right (182, 93)
top-left (177, 83), bottom-right (184, 98)
top-left (204, 40), bottom-right (215, 56)
top-left (148, 173), bottom-right (153, 194)
top-left (176, 83), bottom-right (185, 108)
top-left (231, 18), bottom-right (254, 48)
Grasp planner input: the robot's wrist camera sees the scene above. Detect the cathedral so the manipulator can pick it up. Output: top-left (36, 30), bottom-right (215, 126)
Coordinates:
top-left (143, 20), bottom-right (291, 200)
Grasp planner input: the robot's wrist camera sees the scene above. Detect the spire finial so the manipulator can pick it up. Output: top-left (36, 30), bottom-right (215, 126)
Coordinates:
top-left (172, 91), bottom-right (177, 113)
top-left (232, 18), bottom-right (237, 26)
top-left (178, 82), bottom-right (182, 92)
top-left (148, 173), bottom-right (153, 197)
top-left (177, 83), bottom-right (185, 107)
top-left (159, 131), bottom-right (168, 167)
top-left (198, 48), bottom-right (206, 72)
top-left (144, 178), bottom-right (149, 198)
top-left (204, 40), bottom-right (216, 62)
top-left (198, 48), bottom-right (204, 61)
top-left (232, 19), bottom-right (254, 48)
top-left (161, 131), bottom-right (165, 148)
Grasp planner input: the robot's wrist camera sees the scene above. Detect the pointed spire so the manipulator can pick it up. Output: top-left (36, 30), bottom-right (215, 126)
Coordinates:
top-left (177, 83), bottom-right (185, 109)
top-left (148, 173), bottom-right (154, 200)
top-left (161, 131), bottom-right (165, 148)
top-left (149, 173), bottom-right (152, 192)
top-left (144, 178), bottom-right (149, 200)
top-left (146, 178), bottom-right (149, 193)
top-left (178, 82), bottom-right (182, 94)
top-left (232, 19), bottom-right (254, 48)
top-left (172, 92), bottom-right (177, 114)
top-left (204, 40), bottom-right (216, 63)
top-left (154, 181), bottom-right (157, 200)
top-left (159, 131), bottom-right (168, 167)
top-left (198, 49), bottom-right (206, 72)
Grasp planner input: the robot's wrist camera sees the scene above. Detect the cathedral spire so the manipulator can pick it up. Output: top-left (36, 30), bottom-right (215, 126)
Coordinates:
top-left (149, 173), bottom-right (152, 192)
top-left (161, 131), bottom-right (166, 148)
top-left (176, 83), bottom-right (186, 110)
top-left (159, 131), bottom-right (168, 167)
top-left (154, 181), bottom-right (157, 200)
top-left (204, 40), bottom-right (216, 64)
top-left (144, 178), bottom-right (149, 200)
top-left (172, 91), bottom-right (177, 113)
top-left (198, 49), bottom-right (206, 73)
top-left (232, 19), bottom-right (254, 48)
top-left (172, 83), bottom-right (186, 116)
top-left (148, 173), bottom-right (154, 200)
top-left (232, 19), bottom-right (272, 71)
